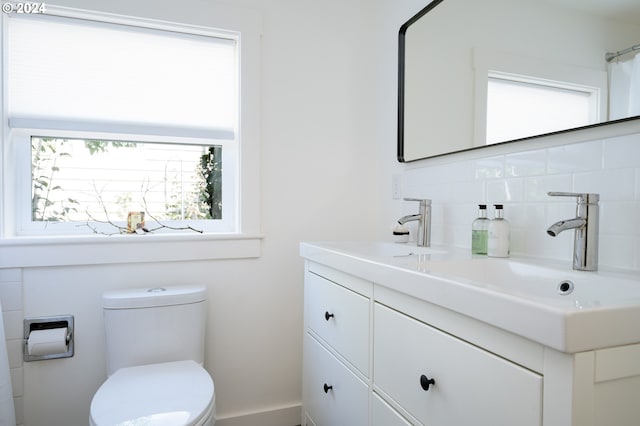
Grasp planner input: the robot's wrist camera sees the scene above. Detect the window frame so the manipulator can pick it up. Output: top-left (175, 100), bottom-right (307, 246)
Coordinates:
top-left (0, 5), bottom-right (263, 266)
top-left (13, 129), bottom-right (238, 236)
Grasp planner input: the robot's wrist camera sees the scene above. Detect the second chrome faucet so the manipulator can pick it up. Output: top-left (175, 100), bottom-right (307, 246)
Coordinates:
top-left (546, 192), bottom-right (600, 271)
top-left (398, 198), bottom-right (432, 247)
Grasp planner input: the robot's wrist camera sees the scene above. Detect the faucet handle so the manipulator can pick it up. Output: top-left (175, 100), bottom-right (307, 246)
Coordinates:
top-left (547, 192), bottom-right (599, 204)
top-left (403, 197), bottom-right (432, 205)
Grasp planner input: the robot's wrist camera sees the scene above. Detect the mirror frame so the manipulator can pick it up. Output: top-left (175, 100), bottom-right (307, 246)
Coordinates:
top-left (397, 0), bottom-right (640, 163)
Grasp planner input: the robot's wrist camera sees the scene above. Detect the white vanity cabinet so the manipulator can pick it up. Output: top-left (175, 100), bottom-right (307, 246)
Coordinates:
top-left (302, 263), bottom-right (372, 425)
top-left (301, 255), bottom-right (640, 426)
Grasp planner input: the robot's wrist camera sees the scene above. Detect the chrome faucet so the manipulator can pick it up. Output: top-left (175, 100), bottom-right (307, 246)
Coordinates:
top-left (398, 198), bottom-right (432, 247)
top-left (546, 192), bottom-right (600, 271)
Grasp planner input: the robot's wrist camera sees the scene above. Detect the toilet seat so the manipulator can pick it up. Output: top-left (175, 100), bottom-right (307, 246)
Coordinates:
top-left (90, 360), bottom-right (215, 426)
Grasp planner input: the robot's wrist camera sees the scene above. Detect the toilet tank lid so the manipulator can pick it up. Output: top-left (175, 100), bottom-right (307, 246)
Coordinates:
top-left (103, 285), bottom-right (206, 309)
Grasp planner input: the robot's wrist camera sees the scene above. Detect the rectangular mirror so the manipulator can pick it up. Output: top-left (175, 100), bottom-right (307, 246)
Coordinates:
top-left (398, 0), bottom-right (640, 162)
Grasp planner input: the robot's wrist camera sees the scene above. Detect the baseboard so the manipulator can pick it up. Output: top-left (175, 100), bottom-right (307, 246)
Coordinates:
top-left (215, 403), bottom-right (301, 426)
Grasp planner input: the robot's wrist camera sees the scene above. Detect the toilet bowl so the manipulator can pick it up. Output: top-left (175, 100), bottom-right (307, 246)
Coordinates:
top-left (90, 286), bottom-right (215, 426)
top-left (90, 360), bottom-right (214, 426)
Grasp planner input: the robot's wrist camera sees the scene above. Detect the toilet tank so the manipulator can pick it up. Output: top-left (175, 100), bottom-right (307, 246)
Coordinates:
top-left (102, 286), bottom-right (207, 376)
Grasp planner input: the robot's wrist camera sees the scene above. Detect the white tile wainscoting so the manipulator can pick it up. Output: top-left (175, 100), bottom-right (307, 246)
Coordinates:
top-left (0, 269), bottom-right (23, 426)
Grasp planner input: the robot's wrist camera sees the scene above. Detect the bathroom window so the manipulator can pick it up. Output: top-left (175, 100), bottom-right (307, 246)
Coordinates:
top-left (25, 135), bottom-right (229, 235)
top-left (3, 7), bottom-right (261, 239)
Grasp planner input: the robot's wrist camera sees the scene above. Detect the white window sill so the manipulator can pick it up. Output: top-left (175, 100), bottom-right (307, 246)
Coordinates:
top-left (0, 233), bottom-right (263, 268)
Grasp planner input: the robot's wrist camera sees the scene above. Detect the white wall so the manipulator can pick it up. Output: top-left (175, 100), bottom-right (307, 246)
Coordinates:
top-left (0, 0), bottom-right (379, 425)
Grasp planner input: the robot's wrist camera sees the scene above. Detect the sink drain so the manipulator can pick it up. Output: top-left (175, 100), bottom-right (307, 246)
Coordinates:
top-left (557, 280), bottom-right (574, 295)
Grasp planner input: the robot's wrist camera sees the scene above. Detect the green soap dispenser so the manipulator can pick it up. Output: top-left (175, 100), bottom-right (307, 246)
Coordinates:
top-left (472, 204), bottom-right (489, 255)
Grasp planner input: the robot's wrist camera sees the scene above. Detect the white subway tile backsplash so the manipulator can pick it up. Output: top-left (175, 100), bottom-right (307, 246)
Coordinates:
top-left (574, 168), bottom-right (635, 201)
top-left (404, 167), bottom-right (432, 185)
top-left (546, 202), bottom-right (579, 233)
top-left (444, 202), bottom-right (476, 226)
top-left (434, 160), bottom-right (477, 183)
top-left (474, 156), bottom-right (505, 179)
top-left (603, 133), bottom-right (640, 169)
top-left (430, 226), bottom-right (445, 246)
top-left (510, 227), bottom-right (550, 258)
top-left (439, 181), bottom-right (484, 203)
top-left (505, 149), bottom-right (546, 177)
top-left (524, 174), bottom-right (572, 201)
top-left (600, 203), bottom-right (640, 235)
top-left (599, 235), bottom-right (635, 270)
top-left (507, 203), bottom-right (544, 228)
top-left (546, 238), bottom-right (575, 263)
top-left (401, 131), bottom-right (640, 271)
top-left (450, 224), bottom-right (471, 248)
top-left (429, 203), bottom-right (445, 225)
top-left (547, 140), bottom-right (602, 174)
top-left (487, 178), bottom-right (524, 202)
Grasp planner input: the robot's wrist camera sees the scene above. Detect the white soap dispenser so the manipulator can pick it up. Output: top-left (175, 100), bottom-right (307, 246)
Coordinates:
top-left (488, 204), bottom-right (510, 258)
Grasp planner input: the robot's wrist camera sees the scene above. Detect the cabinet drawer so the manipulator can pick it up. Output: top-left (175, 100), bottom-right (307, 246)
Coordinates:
top-left (303, 412), bottom-right (316, 426)
top-left (374, 303), bottom-right (542, 426)
top-left (372, 392), bottom-right (412, 426)
top-left (303, 333), bottom-right (368, 426)
top-left (306, 272), bottom-right (369, 374)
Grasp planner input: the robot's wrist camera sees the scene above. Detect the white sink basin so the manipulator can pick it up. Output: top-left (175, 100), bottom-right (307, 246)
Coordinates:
top-left (300, 241), bottom-right (640, 353)
top-left (402, 257), bottom-right (640, 309)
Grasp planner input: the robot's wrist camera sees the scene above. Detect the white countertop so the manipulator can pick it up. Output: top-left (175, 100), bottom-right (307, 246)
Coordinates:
top-left (300, 241), bottom-right (640, 353)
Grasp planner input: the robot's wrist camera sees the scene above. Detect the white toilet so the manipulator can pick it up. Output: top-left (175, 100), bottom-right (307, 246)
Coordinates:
top-left (90, 285), bottom-right (215, 426)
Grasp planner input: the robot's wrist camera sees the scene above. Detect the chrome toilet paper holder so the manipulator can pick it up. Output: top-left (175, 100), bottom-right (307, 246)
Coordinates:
top-left (23, 315), bottom-right (74, 362)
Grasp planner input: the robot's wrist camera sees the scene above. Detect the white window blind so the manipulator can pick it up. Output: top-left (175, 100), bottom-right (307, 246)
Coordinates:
top-left (7, 14), bottom-right (237, 139)
top-left (486, 75), bottom-right (596, 144)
